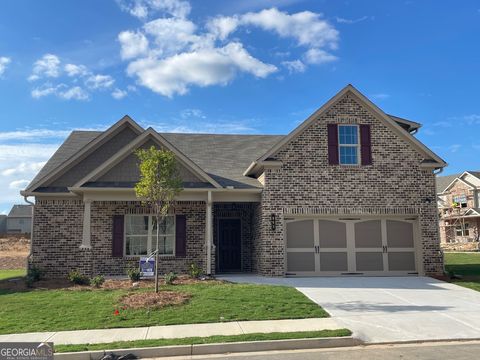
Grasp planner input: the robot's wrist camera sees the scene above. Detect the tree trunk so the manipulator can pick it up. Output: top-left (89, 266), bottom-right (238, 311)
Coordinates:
top-left (155, 214), bottom-right (160, 293)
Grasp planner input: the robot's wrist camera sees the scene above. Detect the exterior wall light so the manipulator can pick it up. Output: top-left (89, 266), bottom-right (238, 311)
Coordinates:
top-left (270, 213), bottom-right (276, 231)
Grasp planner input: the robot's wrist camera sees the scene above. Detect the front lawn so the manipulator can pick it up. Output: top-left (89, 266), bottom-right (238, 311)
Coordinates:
top-left (444, 252), bottom-right (480, 291)
top-left (0, 269), bottom-right (26, 281)
top-left (0, 281), bottom-right (328, 334)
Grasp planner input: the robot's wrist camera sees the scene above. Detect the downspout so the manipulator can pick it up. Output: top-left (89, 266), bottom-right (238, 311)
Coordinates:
top-left (432, 167), bottom-right (445, 274)
top-left (23, 195), bottom-right (34, 271)
top-left (206, 191), bottom-right (213, 275)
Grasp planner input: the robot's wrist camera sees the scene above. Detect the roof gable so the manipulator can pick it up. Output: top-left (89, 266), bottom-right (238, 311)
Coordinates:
top-left (73, 128), bottom-right (222, 189)
top-left (440, 171), bottom-right (480, 194)
top-left (25, 115), bottom-right (143, 192)
top-left (247, 85), bottom-right (446, 175)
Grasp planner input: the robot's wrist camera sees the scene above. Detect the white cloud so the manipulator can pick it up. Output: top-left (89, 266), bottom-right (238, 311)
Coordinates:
top-left (64, 63), bottom-right (89, 77)
top-left (370, 93), bottom-right (390, 100)
top-left (127, 42), bottom-right (276, 97)
top-left (117, 0), bottom-right (191, 19)
top-left (282, 59), bottom-right (306, 73)
top-left (0, 57), bottom-right (11, 76)
top-left (9, 179), bottom-right (30, 190)
top-left (31, 84), bottom-right (61, 99)
top-left (85, 74), bottom-right (115, 89)
top-left (118, 31), bottom-right (149, 60)
top-left (335, 16), bottom-right (369, 24)
top-left (448, 144), bottom-right (461, 153)
top-left (29, 54), bottom-right (61, 81)
top-left (112, 88), bottom-right (128, 99)
top-left (180, 108), bottom-right (205, 119)
top-left (304, 48), bottom-right (337, 64)
top-left (118, 2), bottom-right (338, 96)
top-left (59, 86), bottom-right (90, 100)
top-left (0, 129), bottom-right (71, 141)
top-left (2, 162), bottom-right (46, 176)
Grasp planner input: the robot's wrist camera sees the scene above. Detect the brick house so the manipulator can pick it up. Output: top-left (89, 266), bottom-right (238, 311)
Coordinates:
top-left (22, 85), bottom-right (446, 278)
top-left (437, 171), bottom-right (480, 244)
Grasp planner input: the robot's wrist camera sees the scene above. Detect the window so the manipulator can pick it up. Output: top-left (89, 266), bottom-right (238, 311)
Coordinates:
top-left (453, 195), bottom-right (468, 208)
top-left (125, 215), bottom-right (175, 256)
top-left (338, 125), bottom-right (360, 165)
top-left (455, 223), bottom-right (470, 237)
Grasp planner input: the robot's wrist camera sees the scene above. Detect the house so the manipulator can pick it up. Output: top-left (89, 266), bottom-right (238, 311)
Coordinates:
top-left (21, 85), bottom-right (446, 278)
top-left (437, 171), bottom-right (480, 244)
top-left (6, 205), bottom-right (32, 234)
top-left (0, 215), bottom-right (6, 234)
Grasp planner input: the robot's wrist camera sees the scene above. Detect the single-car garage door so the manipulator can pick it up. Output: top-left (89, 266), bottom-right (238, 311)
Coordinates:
top-left (286, 217), bottom-right (419, 276)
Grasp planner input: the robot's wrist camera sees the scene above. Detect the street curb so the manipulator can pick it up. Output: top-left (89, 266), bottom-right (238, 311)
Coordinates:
top-left (53, 336), bottom-right (362, 360)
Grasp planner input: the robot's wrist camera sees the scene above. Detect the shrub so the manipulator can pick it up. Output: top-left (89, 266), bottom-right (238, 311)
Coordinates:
top-left (127, 267), bottom-right (141, 282)
top-left (164, 271), bottom-right (177, 285)
top-left (189, 263), bottom-right (203, 279)
top-left (67, 270), bottom-right (90, 285)
top-left (90, 275), bottom-right (105, 288)
top-left (27, 266), bottom-right (43, 282)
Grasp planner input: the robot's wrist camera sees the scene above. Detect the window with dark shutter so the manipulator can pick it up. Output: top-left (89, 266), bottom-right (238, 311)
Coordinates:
top-left (112, 215), bottom-right (124, 257)
top-left (360, 124), bottom-right (372, 165)
top-left (175, 215), bottom-right (187, 257)
top-left (327, 124), bottom-right (339, 165)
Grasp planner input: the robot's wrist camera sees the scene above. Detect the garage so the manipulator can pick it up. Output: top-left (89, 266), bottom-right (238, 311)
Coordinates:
top-left (285, 217), bottom-right (419, 276)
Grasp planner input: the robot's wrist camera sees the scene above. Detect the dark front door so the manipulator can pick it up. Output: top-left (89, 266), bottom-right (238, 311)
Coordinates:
top-left (218, 218), bottom-right (241, 272)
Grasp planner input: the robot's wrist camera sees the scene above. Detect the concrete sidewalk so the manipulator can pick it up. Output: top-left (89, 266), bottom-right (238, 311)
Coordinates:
top-left (0, 318), bottom-right (341, 345)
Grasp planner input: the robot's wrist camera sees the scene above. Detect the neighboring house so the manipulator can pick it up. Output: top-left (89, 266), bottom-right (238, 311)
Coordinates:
top-left (21, 85), bottom-right (446, 278)
top-left (437, 171), bottom-right (480, 244)
top-left (0, 215), bottom-right (6, 234)
top-left (6, 205), bottom-right (32, 234)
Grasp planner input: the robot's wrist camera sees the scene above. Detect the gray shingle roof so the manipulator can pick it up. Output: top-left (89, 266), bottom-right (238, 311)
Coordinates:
top-left (29, 131), bottom-right (284, 191)
top-left (8, 205), bottom-right (33, 217)
top-left (28, 131), bottom-right (101, 190)
top-left (436, 171), bottom-right (480, 193)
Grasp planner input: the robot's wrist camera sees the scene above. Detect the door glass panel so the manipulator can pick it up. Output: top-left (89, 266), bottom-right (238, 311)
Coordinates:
top-left (287, 252), bottom-right (315, 272)
top-left (286, 220), bottom-right (314, 248)
top-left (388, 252), bottom-right (416, 271)
top-left (356, 252), bottom-right (384, 271)
top-left (355, 220), bottom-right (382, 248)
top-left (387, 220), bottom-right (414, 248)
top-left (319, 220), bottom-right (347, 248)
top-left (320, 252), bottom-right (348, 271)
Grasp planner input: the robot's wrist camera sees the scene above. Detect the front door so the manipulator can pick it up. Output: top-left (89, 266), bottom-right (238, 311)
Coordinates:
top-left (218, 218), bottom-right (241, 272)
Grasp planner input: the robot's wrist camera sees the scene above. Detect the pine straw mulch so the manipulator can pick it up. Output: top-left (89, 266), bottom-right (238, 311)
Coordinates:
top-left (0, 275), bottom-right (224, 292)
top-left (120, 290), bottom-right (191, 309)
top-left (0, 236), bottom-right (30, 270)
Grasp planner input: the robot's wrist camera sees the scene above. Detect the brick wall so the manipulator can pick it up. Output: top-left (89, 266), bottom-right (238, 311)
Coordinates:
top-left (256, 92), bottom-right (443, 276)
top-left (31, 200), bottom-right (207, 278)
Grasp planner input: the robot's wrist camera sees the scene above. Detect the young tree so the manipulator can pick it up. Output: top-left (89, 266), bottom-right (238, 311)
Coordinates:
top-left (135, 146), bottom-right (183, 293)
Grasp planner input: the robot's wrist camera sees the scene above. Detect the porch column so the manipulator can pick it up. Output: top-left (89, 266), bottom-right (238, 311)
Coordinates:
top-left (80, 199), bottom-right (92, 249)
top-left (206, 191), bottom-right (213, 275)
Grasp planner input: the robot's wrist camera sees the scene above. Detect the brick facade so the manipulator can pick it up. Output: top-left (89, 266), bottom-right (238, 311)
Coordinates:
top-left (31, 200), bottom-right (207, 278)
top-left (255, 92), bottom-right (443, 276)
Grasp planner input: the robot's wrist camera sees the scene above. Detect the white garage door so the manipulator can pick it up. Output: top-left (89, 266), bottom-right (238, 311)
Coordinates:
top-left (286, 217), bottom-right (418, 276)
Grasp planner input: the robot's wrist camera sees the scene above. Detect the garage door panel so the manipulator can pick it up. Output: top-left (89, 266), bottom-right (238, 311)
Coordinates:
top-left (355, 220), bottom-right (382, 248)
top-left (286, 220), bottom-right (314, 248)
top-left (386, 220), bottom-right (414, 248)
top-left (287, 252), bottom-right (316, 272)
top-left (319, 220), bottom-right (347, 248)
top-left (388, 252), bottom-right (416, 271)
top-left (356, 252), bottom-right (384, 271)
top-left (320, 252), bottom-right (348, 271)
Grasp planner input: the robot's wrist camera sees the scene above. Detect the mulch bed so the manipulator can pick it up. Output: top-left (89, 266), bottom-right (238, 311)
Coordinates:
top-left (120, 291), bottom-right (191, 309)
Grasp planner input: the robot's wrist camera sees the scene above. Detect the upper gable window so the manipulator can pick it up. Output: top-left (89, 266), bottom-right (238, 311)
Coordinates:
top-left (338, 125), bottom-right (360, 165)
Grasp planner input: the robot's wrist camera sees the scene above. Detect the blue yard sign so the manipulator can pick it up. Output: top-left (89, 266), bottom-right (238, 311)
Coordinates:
top-left (139, 257), bottom-right (155, 277)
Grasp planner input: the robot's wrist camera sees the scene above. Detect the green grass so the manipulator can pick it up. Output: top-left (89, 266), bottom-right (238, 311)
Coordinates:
top-left (54, 329), bottom-right (352, 353)
top-left (0, 282), bottom-right (328, 335)
top-left (0, 269), bottom-right (26, 281)
top-left (444, 252), bottom-right (480, 291)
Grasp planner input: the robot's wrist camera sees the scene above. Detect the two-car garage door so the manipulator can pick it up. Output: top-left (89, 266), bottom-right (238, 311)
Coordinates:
top-left (286, 217), bottom-right (419, 276)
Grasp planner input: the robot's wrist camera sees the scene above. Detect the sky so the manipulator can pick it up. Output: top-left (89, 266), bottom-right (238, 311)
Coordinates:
top-left (0, 0), bottom-right (480, 214)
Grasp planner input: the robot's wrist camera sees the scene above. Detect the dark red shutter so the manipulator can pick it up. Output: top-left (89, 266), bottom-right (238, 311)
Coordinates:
top-left (112, 215), bottom-right (124, 258)
top-left (360, 124), bottom-right (372, 165)
top-left (327, 124), bottom-right (339, 165)
top-left (175, 215), bottom-right (187, 257)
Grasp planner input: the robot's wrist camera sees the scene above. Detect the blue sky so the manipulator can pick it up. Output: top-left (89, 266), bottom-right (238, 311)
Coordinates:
top-left (0, 0), bottom-right (479, 213)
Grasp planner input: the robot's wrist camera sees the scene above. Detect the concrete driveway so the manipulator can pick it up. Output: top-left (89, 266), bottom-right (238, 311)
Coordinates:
top-left (220, 275), bottom-right (480, 343)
